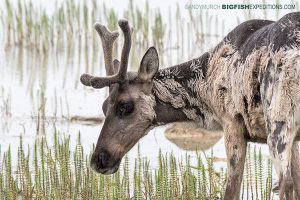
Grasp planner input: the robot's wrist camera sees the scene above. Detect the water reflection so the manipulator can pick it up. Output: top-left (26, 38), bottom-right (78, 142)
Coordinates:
top-left (165, 122), bottom-right (223, 151)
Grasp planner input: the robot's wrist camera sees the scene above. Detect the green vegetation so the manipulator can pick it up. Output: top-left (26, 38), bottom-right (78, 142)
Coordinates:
top-left (0, 131), bottom-right (273, 199)
top-left (2, 1), bottom-right (295, 199)
top-left (1, 0), bottom-right (221, 60)
top-left (1, 0), bottom-right (296, 65)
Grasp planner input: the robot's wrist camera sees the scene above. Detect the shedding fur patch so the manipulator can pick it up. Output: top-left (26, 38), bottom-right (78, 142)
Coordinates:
top-left (296, 31), bottom-right (300, 43)
top-left (206, 43), bottom-right (238, 115)
top-left (154, 78), bottom-right (186, 108)
top-left (153, 57), bottom-right (215, 127)
top-left (205, 41), bottom-right (300, 140)
top-left (288, 30), bottom-right (300, 43)
top-left (152, 12), bottom-right (300, 141)
top-left (139, 93), bottom-right (156, 121)
top-left (266, 48), bottom-right (300, 128)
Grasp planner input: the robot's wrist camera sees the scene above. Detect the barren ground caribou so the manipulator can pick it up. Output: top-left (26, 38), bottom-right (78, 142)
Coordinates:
top-left (80, 12), bottom-right (300, 199)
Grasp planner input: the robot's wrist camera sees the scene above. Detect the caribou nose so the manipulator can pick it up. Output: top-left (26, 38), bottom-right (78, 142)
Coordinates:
top-left (98, 151), bottom-right (110, 168)
top-left (90, 150), bottom-right (121, 174)
top-left (91, 150), bottom-right (113, 171)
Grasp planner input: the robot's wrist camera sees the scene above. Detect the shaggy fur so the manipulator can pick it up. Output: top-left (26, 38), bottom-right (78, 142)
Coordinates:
top-left (151, 12), bottom-right (300, 199)
top-left (81, 12), bottom-right (300, 200)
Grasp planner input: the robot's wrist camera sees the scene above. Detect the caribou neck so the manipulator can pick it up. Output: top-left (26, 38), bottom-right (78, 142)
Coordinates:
top-left (152, 52), bottom-right (221, 130)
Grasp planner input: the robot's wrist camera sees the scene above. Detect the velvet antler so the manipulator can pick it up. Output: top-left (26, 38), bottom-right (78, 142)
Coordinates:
top-left (118, 19), bottom-right (132, 80)
top-left (95, 23), bottom-right (119, 76)
top-left (80, 19), bottom-right (132, 89)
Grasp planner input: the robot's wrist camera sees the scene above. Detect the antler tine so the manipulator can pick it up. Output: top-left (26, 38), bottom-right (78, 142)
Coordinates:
top-left (94, 23), bottom-right (119, 76)
top-left (80, 20), bottom-right (132, 90)
top-left (118, 19), bottom-right (132, 80)
top-left (80, 74), bottom-right (94, 86)
top-left (80, 73), bottom-right (120, 89)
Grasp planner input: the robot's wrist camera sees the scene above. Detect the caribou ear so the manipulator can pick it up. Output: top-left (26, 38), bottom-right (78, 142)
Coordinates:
top-left (138, 47), bottom-right (159, 82)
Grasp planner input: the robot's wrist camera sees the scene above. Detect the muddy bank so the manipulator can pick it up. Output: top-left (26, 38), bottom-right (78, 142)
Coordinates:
top-left (70, 115), bottom-right (104, 125)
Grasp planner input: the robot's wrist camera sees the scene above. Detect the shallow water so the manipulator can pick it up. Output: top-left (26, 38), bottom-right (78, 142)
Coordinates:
top-left (0, 0), bottom-right (298, 199)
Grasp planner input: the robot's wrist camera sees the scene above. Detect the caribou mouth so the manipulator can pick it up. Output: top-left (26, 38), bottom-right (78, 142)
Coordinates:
top-left (97, 166), bottom-right (119, 175)
top-left (90, 159), bottom-right (121, 175)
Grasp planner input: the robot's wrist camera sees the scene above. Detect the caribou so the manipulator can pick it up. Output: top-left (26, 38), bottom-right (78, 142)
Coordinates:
top-left (80, 12), bottom-right (300, 199)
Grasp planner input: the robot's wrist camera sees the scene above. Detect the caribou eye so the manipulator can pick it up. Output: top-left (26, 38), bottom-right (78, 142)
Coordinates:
top-left (116, 101), bottom-right (134, 117)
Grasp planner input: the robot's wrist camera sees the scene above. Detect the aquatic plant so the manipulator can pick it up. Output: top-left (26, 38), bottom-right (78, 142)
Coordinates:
top-left (0, 131), bottom-right (274, 199)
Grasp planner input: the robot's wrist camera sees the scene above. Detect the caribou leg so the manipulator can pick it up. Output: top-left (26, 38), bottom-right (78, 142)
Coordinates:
top-left (292, 141), bottom-right (300, 199)
top-left (267, 121), bottom-right (295, 200)
top-left (223, 120), bottom-right (247, 200)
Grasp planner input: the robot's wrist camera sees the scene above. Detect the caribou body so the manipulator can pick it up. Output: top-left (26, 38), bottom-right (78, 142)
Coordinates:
top-left (81, 12), bottom-right (300, 199)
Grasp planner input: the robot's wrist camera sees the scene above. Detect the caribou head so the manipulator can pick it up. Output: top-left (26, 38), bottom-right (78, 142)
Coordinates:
top-left (80, 19), bottom-right (159, 174)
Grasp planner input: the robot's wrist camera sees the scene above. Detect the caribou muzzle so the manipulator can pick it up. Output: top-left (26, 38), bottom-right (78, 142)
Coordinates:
top-left (90, 150), bottom-right (121, 174)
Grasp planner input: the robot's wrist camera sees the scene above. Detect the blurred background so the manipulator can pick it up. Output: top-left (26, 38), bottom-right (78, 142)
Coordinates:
top-left (0, 0), bottom-right (298, 198)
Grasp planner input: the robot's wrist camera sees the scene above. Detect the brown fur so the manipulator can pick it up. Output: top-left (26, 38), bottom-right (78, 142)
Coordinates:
top-left (81, 13), bottom-right (300, 199)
